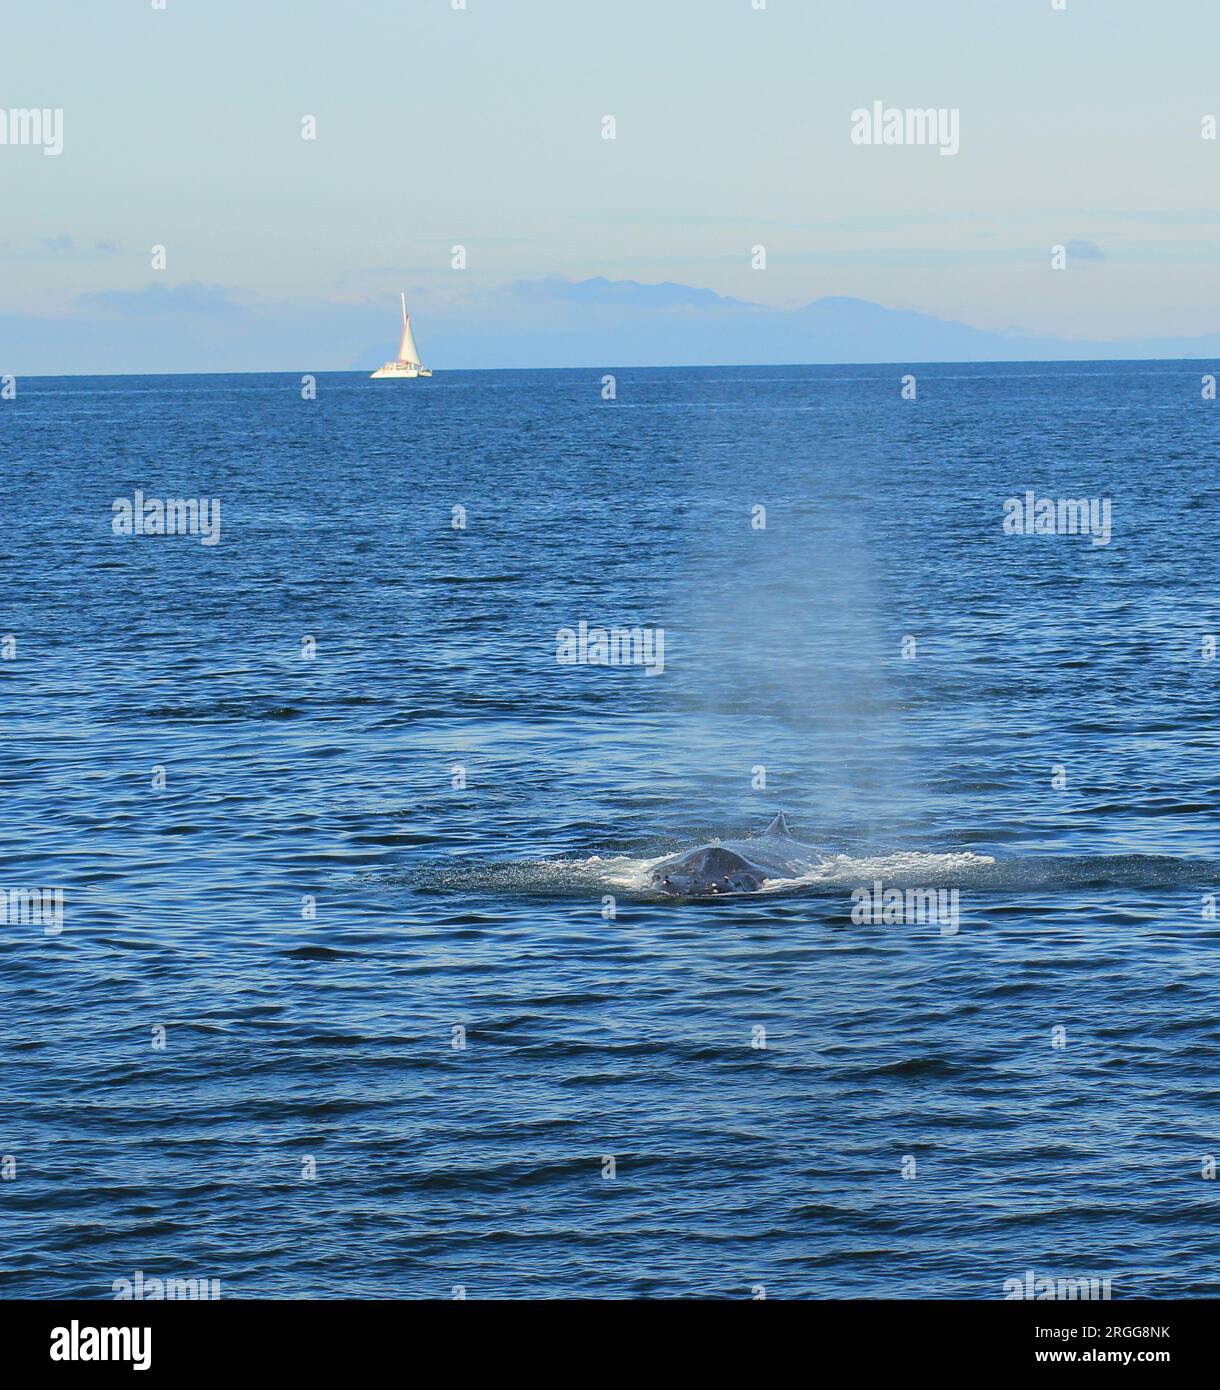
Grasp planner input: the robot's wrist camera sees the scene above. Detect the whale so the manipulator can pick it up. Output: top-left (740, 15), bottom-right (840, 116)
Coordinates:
top-left (650, 813), bottom-right (819, 897)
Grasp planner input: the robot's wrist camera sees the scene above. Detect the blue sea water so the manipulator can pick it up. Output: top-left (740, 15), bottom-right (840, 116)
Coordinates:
top-left (2, 361), bottom-right (1219, 1299)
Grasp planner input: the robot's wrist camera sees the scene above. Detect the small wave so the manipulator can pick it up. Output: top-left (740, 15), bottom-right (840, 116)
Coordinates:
top-left (766, 850), bottom-right (996, 892)
top-left (132, 701), bottom-right (302, 723)
top-left (409, 857), bottom-right (630, 897)
top-left (855, 1056), bottom-right (976, 1079)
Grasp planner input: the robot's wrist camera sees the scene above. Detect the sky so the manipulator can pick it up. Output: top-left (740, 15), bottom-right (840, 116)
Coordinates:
top-left (3, 0), bottom-right (1220, 372)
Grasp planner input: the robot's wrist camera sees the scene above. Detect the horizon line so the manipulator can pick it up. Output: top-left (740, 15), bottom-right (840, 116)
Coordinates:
top-left (9, 355), bottom-right (1220, 381)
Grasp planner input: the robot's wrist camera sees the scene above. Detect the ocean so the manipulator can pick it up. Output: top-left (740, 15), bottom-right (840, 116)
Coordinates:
top-left (2, 361), bottom-right (1218, 1299)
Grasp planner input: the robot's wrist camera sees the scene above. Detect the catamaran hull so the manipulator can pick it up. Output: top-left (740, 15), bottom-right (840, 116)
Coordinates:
top-left (370, 365), bottom-right (433, 379)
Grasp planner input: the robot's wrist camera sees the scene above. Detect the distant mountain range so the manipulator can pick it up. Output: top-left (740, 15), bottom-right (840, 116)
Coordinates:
top-left (7, 275), bottom-right (1220, 375)
top-left (412, 278), bottom-right (1220, 369)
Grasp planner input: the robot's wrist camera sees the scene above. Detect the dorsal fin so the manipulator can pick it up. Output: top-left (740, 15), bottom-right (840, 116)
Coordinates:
top-left (764, 811), bottom-right (790, 837)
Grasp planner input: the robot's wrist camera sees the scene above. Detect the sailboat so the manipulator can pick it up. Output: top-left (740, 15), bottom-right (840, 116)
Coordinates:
top-left (370, 293), bottom-right (433, 379)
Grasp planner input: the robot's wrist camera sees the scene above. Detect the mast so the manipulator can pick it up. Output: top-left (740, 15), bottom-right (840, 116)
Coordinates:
top-left (397, 293), bottom-right (422, 366)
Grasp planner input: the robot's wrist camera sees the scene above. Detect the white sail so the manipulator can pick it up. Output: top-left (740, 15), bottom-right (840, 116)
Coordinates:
top-left (397, 291), bottom-right (422, 364)
top-left (397, 319), bottom-right (422, 366)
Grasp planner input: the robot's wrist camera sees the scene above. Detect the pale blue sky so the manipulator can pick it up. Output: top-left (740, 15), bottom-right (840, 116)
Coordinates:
top-left (4, 0), bottom-right (1220, 371)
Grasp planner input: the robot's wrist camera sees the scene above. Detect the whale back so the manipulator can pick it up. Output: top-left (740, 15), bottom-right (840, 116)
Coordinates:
top-left (650, 812), bottom-right (813, 896)
top-left (652, 845), bottom-right (766, 896)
